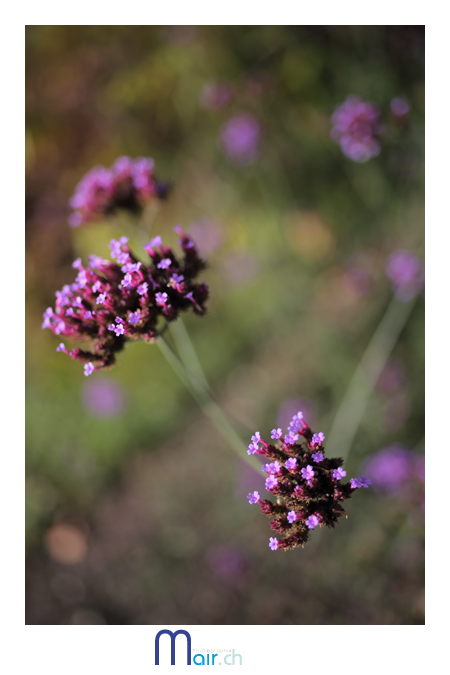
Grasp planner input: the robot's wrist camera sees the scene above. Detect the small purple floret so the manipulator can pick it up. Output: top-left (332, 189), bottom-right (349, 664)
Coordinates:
top-left (288, 412), bottom-right (304, 434)
top-left (305, 515), bottom-right (319, 529)
top-left (247, 442), bottom-right (259, 455)
top-left (137, 282), bottom-right (148, 295)
top-left (168, 273), bottom-right (184, 290)
top-left (155, 292), bottom-right (168, 306)
top-left (269, 537), bottom-right (279, 551)
top-left (301, 465), bottom-right (314, 481)
top-left (350, 475), bottom-right (371, 489)
top-left (128, 311), bottom-right (141, 326)
top-left (157, 258), bottom-right (172, 270)
top-left (247, 491), bottom-right (260, 504)
top-left (332, 467), bottom-right (347, 480)
top-left (108, 322), bottom-right (125, 337)
top-left (96, 293), bottom-right (107, 305)
top-left (84, 362), bottom-right (94, 377)
top-left (265, 475), bottom-right (278, 490)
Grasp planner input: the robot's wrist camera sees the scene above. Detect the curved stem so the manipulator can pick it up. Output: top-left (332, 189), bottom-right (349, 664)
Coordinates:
top-left (169, 318), bottom-right (210, 390)
top-left (326, 295), bottom-right (417, 462)
top-left (157, 335), bottom-right (260, 471)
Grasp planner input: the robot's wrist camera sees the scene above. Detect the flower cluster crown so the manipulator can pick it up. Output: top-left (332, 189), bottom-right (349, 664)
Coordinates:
top-left (247, 413), bottom-right (370, 551)
top-left (42, 227), bottom-right (208, 375)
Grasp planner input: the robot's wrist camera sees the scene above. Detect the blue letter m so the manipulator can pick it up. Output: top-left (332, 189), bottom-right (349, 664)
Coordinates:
top-left (155, 629), bottom-right (192, 665)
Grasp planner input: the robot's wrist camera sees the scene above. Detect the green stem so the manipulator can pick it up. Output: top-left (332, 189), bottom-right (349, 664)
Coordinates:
top-left (157, 335), bottom-right (260, 471)
top-left (326, 295), bottom-right (417, 461)
top-left (169, 318), bottom-right (210, 391)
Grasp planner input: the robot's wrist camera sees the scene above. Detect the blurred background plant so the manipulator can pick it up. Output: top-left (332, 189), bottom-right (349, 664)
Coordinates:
top-left (25, 25), bottom-right (424, 625)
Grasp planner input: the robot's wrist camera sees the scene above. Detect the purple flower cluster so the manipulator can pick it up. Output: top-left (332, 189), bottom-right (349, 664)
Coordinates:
top-left (246, 412), bottom-right (370, 551)
top-left (386, 250), bottom-right (424, 302)
top-left (68, 156), bottom-right (169, 227)
top-left (331, 96), bottom-right (383, 162)
top-left (42, 227), bottom-right (208, 374)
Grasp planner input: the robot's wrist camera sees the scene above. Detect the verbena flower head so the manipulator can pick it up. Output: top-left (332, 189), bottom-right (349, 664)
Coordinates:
top-left (42, 227), bottom-right (208, 374)
top-left (246, 411), bottom-right (370, 551)
top-left (220, 113), bottom-right (261, 165)
top-left (331, 96), bottom-right (383, 162)
top-left (68, 156), bottom-right (169, 227)
top-left (386, 250), bottom-right (424, 301)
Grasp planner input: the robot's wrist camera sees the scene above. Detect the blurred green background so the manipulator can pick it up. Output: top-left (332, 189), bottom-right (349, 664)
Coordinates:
top-left (26, 25), bottom-right (424, 625)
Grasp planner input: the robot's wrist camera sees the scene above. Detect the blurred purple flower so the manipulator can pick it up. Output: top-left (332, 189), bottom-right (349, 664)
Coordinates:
top-left (205, 545), bottom-right (249, 587)
top-left (188, 220), bottom-right (223, 257)
top-left (220, 113), bottom-right (261, 165)
top-left (391, 97), bottom-right (410, 117)
top-left (364, 445), bottom-right (424, 492)
top-left (82, 377), bottom-right (125, 418)
top-left (68, 157), bottom-right (168, 227)
top-left (200, 81), bottom-right (232, 110)
top-left (386, 250), bottom-right (424, 301)
top-left (331, 96), bottom-right (383, 162)
top-left (68, 167), bottom-right (114, 226)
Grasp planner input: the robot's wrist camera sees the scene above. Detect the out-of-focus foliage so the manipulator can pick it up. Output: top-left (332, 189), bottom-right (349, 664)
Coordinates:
top-left (26, 25), bottom-right (424, 625)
